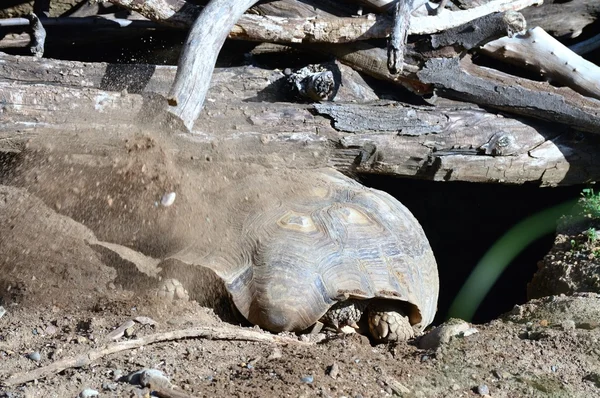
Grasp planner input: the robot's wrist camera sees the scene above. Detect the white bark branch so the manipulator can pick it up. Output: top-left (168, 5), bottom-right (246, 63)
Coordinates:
top-left (481, 27), bottom-right (600, 100)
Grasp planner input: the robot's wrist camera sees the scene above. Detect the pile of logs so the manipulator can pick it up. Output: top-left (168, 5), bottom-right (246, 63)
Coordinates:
top-left (0, 0), bottom-right (599, 186)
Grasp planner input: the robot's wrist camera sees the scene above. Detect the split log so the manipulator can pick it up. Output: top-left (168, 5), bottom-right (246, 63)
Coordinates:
top-left (1, 54), bottom-right (600, 187)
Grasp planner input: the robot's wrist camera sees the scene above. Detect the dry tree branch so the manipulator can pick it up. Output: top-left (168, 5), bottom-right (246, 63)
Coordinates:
top-left (388, 0), bottom-right (415, 74)
top-left (108, 0), bottom-right (543, 40)
top-left (481, 27), bottom-right (600, 100)
top-left (166, 0), bottom-right (260, 130)
top-left (2, 326), bottom-right (306, 386)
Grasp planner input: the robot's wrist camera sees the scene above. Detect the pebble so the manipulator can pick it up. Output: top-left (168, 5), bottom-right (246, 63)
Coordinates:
top-left (419, 319), bottom-right (471, 350)
top-left (328, 362), bottom-right (340, 379)
top-left (461, 327), bottom-right (479, 337)
top-left (28, 352), bottom-right (41, 362)
top-left (78, 389), bottom-right (99, 398)
top-left (267, 347), bottom-right (282, 360)
top-left (112, 369), bottom-right (123, 381)
top-left (45, 325), bottom-right (57, 335)
top-left (160, 192), bottom-right (176, 207)
top-left (102, 382), bottom-right (118, 391)
top-left (139, 369), bottom-right (171, 389)
top-left (476, 384), bottom-right (490, 395)
top-left (561, 320), bottom-right (576, 331)
top-left (300, 375), bottom-right (314, 383)
top-left (0, 306), bottom-right (5, 319)
top-left (106, 319), bottom-right (136, 340)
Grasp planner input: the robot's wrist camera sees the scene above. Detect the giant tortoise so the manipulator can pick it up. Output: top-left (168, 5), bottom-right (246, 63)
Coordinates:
top-left (152, 168), bottom-right (440, 342)
top-left (8, 138), bottom-right (439, 342)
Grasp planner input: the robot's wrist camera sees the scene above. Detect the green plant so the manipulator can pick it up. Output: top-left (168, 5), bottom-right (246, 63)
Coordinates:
top-left (587, 227), bottom-right (598, 243)
top-left (578, 188), bottom-right (600, 219)
top-left (570, 239), bottom-right (578, 252)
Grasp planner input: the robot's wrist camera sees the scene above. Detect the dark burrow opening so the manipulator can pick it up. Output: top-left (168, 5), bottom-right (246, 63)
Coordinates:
top-left (360, 175), bottom-right (586, 325)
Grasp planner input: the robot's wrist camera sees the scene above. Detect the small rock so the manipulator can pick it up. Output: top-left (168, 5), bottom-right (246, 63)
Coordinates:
top-left (78, 388), bottom-right (99, 398)
top-left (328, 363), bottom-right (340, 379)
top-left (492, 369), bottom-right (511, 380)
top-left (419, 319), bottom-right (470, 350)
top-left (551, 365), bottom-right (558, 372)
top-left (140, 369), bottom-right (171, 389)
top-left (106, 319), bottom-right (136, 340)
top-left (561, 320), bottom-right (576, 331)
top-left (102, 382), bottom-right (118, 391)
top-left (461, 327), bottom-right (479, 337)
top-left (45, 325), bottom-right (57, 335)
top-left (76, 336), bottom-right (88, 344)
top-left (160, 192), bottom-right (176, 207)
top-left (300, 375), bottom-right (314, 383)
top-left (267, 347), bottom-right (282, 360)
top-left (124, 326), bottom-right (135, 337)
top-left (476, 384), bottom-right (490, 395)
top-left (112, 369), bottom-right (123, 381)
top-left (0, 306), bottom-right (6, 319)
top-left (28, 352), bottom-right (41, 362)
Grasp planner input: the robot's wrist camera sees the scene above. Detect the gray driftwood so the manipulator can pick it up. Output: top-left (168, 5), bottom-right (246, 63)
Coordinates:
top-left (166, 0), bottom-right (260, 130)
top-left (1, 54), bottom-right (599, 187)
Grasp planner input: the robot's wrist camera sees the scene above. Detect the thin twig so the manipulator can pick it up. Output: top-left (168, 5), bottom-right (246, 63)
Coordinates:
top-left (2, 326), bottom-right (305, 386)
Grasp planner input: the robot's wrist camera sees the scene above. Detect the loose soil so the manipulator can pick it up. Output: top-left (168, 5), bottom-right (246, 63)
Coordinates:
top-left (1, 128), bottom-right (599, 398)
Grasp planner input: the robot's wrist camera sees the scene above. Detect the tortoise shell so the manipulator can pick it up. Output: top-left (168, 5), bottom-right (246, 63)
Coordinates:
top-left (173, 169), bottom-right (439, 333)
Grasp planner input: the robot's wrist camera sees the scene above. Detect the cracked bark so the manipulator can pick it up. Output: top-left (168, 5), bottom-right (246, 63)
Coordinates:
top-left (1, 54), bottom-right (599, 187)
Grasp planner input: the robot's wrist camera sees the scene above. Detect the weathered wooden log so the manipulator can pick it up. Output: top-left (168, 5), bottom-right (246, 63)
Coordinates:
top-left (1, 54), bottom-right (600, 187)
top-left (417, 56), bottom-right (600, 134)
top-left (521, 0), bottom-right (600, 39)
